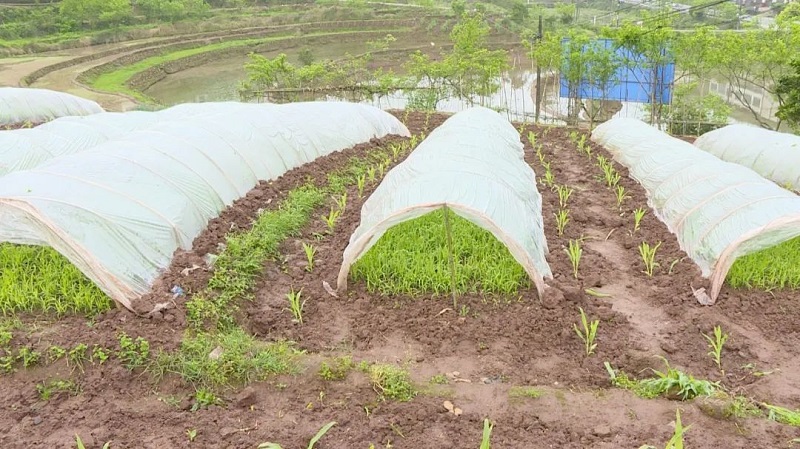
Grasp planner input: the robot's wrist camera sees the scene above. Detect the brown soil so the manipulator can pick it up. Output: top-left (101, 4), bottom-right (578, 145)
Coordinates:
top-left (2, 112), bottom-right (800, 448)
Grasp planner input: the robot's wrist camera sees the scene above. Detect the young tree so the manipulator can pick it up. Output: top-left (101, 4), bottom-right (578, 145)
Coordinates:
top-left (776, 59), bottom-right (800, 133)
top-left (59, 0), bottom-right (132, 30)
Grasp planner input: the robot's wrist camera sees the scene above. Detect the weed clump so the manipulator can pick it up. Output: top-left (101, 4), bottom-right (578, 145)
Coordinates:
top-left (319, 355), bottom-right (355, 381)
top-left (605, 359), bottom-right (717, 400)
top-left (366, 363), bottom-right (416, 401)
top-left (351, 209), bottom-right (528, 296)
top-left (727, 237), bottom-right (800, 290)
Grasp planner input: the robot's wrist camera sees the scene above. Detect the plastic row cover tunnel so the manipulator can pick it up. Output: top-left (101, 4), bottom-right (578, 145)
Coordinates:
top-left (0, 102), bottom-right (409, 310)
top-left (0, 102), bottom-right (263, 176)
top-left (0, 87), bottom-right (104, 125)
top-left (336, 107), bottom-right (552, 299)
top-left (591, 118), bottom-right (800, 304)
top-left (693, 124), bottom-right (800, 190)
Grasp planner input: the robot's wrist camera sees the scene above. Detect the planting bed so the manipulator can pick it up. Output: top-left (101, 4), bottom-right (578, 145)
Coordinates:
top-left (2, 112), bottom-right (800, 448)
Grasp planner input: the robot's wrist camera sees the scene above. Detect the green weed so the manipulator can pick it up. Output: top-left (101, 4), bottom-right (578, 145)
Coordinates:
top-left (727, 237), bottom-right (800, 290)
top-left (192, 388), bottom-right (223, 411)
top-left (117, 333), bottom-right (150, 370)
top-left (17, 346), bottom-right (41, 368)
top-left (509, 386), bottom-right (543, 399)
top-left (606, 359), bottom-right (717, 400)
top-left (351, 209), bottom-right (528, 296)
top-left (368, 363), bottom-right (416, 401)
top-left (429, 374), bottom-right (449, 385)
top-left (48, 345), bottom-right (67, 363)
top-left (37, 379), bottom-right (79, 400)
top-left (574, 307), bottom-right (599, 356)
top-left (319, 355), bottom-right (354, 381)
top-left (91, 345), bottom-right (110, 365)
top-left (765, 403), bottom-right (800, 426)
top-left (68, 343), bottom-right (88, 370)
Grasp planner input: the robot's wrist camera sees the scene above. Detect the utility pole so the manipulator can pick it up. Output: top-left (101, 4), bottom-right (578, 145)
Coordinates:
top-left (535, 15), bottom-right (543, 123)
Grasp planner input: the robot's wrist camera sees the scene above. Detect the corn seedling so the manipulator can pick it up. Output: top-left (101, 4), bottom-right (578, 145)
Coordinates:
top-left (480, 418), bottom-right (494, 449)
top-left (574, 307), bottom-right (599, 356)
top-left (615, 185), bottom-right (629, 209)
top-left (391, 144), bottom-right (402, 161)
top-left (527, 131), bottom-right (536, 147)
top-left (334, 191), bottom-right (347, 211)
top-left (703, 325), bottom-right (729, 371)
top-left (187, 429), bottom-right (198, 442)
top-left (356, 174), bottom-right (367, 198)
top-left (565, 239), bottom-right (582, 278)
top-left (286, 288), bottom-right (305, 324)
top-left (76, 435), bottom-right (111, 449)
top-left (765, 404), bottom-right (800, 426)
top-left (322, 208), bottom-right (341, 233)
top-left (258, 422), bottom-right (337, 449)
top-left (366, 166), bottom-right (376, 183)
top-left (554, 209), bottom-right (570, 236)
top-left (555, 185), bottom-right (573, 209)
top-left (640, 409), bottom-right (691, 449)
top-left (633, 207), bottom-right (647, 233)
top-left (596, 154), bottom-right (609, 169)
top-left (602, 164), bottom-right (620, 188)
top-left (377, 162), bottom-right (387, 178)
top-left (542, 162), bottom-right (555, 188)
top-left (302, 243), bottom-right (317, 272)
top-left (639, 241), bottom-right (662, 277)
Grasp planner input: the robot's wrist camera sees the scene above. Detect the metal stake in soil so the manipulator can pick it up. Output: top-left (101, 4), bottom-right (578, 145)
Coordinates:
top-left (443, 205), bottom-right (458, 310)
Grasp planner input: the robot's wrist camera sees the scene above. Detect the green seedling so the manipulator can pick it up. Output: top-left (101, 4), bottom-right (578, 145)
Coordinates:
top-left (555, 185), bottom-right (573, 209)
top-left (356, 174), bottom-right (367, 198)
top-left (91, 345), bottom-right (109, 365)
top-left (38, 379), bottom-right (79, 400)
top-left (322, 208), bottom-right (341, 233)
top-left (527, 131), bottom-right (536, 147)
top-left (555, 209), bottom-right (570, 236)
top-left (286, 288), bottom-right (305, 324)
top-left (48, 345), bottom-right (67, 363)
top-left (640, 409), bottom-right (691, 449)
top-left (68, 343), bottom-right (88, 370)
top-left (366, 166), bottom-right (377, 182)
top-left (633, 207), bottom-right (647, 233)
top-left (543, 167), bottom-right (555, 188)
top-left (192, 388), bottom-right (222, 411)
top-left (368, 363), bottom-right (416, 401)
top-left (574, 307), bottom-right (599, 356)
top-left (391, 144), bottom-right (402, 161)
top-left (639, 241), bottom-right (662, 277)
top-left (319, 355), bottom-right (354, 381)
top-left (480, 418), bottom-right (494, 449)
top-left (536, 148), bottom-right (545, 165)
top-left (430, 374), bottom-right (449, 385)
top-left (565, 239), bottom-right (582, 279)
top-left (334, 191), bottom-right (347, 211)
top-left (596, 154), bottom-right (610, 169)
top-left (615, 185), bottom-right (629, 209)
top-left (602, 164), bottom-right (620, 188)
top-left (117, 333), bottom-right (149, 370)
top-left (258, 421), bottom-right (337, 449)
top-left (187, 429), bottom-right (198, 442)
top-left (76, 435), bottom-right (111, 449)
top-left (17, 347), bottom-right (40, 368)
top-left (377, 162), bottom-right (387, 179)
top-left (302, 243), bottom-right (317, 272)
top-left (703, 325), bottom-right (729, 371)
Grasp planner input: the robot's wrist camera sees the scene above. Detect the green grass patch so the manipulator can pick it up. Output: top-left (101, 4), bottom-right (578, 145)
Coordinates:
top-left (350, 209), bottom-right (529, 296)
top-left (0, 244), bottom-right (111, 317)
top-left (726, 237), bottom-right (800, 290)
top-left (154, 328), bottom-right (300, 390)
top-left (187, 185), bottom-right (326, 329)
top-left (319, 355), bottom-right (355, 381)
top-left (509, 386), bottom-right (544, 399)
top-left (365, 362), bottom-right (416, 401)
top-left (605, 360), bottom-right (718, 400)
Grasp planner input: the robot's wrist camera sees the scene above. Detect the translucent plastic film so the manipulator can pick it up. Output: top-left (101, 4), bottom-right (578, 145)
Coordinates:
top-left (337, 107), bottom-right (552, 299)
top-left (0, 102), bottom-right (409, 310)
top-left (0, 87), bottom-right (103, 125)
top-left (693, 124), bottom-right (800, 191)
top-left (591, 118), bottom-right (800, 303)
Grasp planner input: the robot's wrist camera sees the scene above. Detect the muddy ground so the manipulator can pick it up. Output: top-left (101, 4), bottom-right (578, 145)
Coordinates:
top-left (1, 112), bottom-right (800, 448)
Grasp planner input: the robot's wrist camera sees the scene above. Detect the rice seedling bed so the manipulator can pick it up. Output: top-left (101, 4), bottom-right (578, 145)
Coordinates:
top-left (2, 112), bottom-right (800, 449)
top-left (726, 236), bottom-right (800, 290)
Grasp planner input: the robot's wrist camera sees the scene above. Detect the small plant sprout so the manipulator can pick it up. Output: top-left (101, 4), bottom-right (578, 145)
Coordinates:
top-left (555, 185), bottom-right (573, 209)
top-left (602, 164), bottom-right (620, 188)
top-left (527, 130), bottom-right (536, 147)
top-left (633, 207), bottom-right (647, 233)
top-left (333, 191), bottom-right (347, 211)
top-left (321, 208), bottom-right (341, 233)
top-left (286, 288), bottom-right (306, 324)
top-left (555, 209), bottom-right (570, 235)
top-left (366, 166), bottom-right (377, 183)
top-left (703, 325), bottom-right (729, 371)
top-left (615, 185), bottom-right (629, 209)
top-left (480, 418), bottom-right (494, 449)
top-left (187, 429), bottom-right (198, 442)
top-left (302, 243), bottom-right (316, 272)
top-left (639, 409), bottom-right (691, 449)
top-left (377, 162), bottom-right (387, 178)
top-left (391, 144), bottom-right (402, 161)
top-left (639, 241), bottom-right (662, 277)
top-left (574, 307), bottom-right (599, 356)
top-left (566, 239), bottom-right (582, 279)
top-left (258, 421), bottom-right (337, 449)
top-left (356, 174), bottom-right (367, 198)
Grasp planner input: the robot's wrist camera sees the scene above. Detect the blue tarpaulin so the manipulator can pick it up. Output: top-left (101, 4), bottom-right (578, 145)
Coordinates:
top-left (558, 38), bottom-right (675, 104)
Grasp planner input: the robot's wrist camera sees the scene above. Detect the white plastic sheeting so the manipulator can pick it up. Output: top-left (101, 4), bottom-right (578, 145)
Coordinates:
top-left (591, 118), bottom-right (800, 304)
top-left (0, 87), bottom-right (104, 125)
top-left (693, 124), bottom-right (800, 190)
top-left (0, 102), bottom-right (409, 310)
top-left (0, 102), bottom-right (263, 176)
top-left (336, 107), bottom-right (552, 298)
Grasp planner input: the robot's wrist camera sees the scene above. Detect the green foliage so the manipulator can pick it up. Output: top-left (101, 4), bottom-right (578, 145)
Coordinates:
top-left (135, 0), bottom-right (209, 22)
top-left (640, 409), bottom-right (691, 449)
top-left (368, 363), bottom-right (416, 401)
top-left (17, 346), bottom-right (41, 368)
top-left (480, 418), bottom-right (494, 449)
top-left (765, 403), bottom-right (800, 426)
top-left (117, 333), bottom-right (150, 370)
top-left (639, 241), bottom-right (661, 277)
top-left (776, 59), bottom-right (800, 133)
top-left (192, 388), bottom-right (222, 411)
top-left (574, 307), bottom-right (599, 356)
top-left (726, 237), bottom-right (800, 290)
top-left (286, 288), bottom-right (305, 324)
top-left (665, 82), bottom-right (731, 135)
top-left (187, 185), bottom-right (326, 330)
top-left (156, 328), bottom-right (299, 390)
top-left (319, 355), bottom-right (355, 381)
top-left (351, 209), bottom-right (528, 296)
top-left (59, 0), bottom-right (133, 30)
top-left (258, 421), bottom-right (337, 449)
top-left (565, 239), bottom-right (582, 279)
top-left (0, 244), bottom-right (111, 317)
top-left (37, 379), bottom-right (79, 400)
top-left (509, 386), bottom-right (543, 399)
top-left (429, 374), bottom-right (449, 385)
top-left (703, 326), bottom-right (728, 370)
top-left (606, 359), bottom-right (717, 400)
